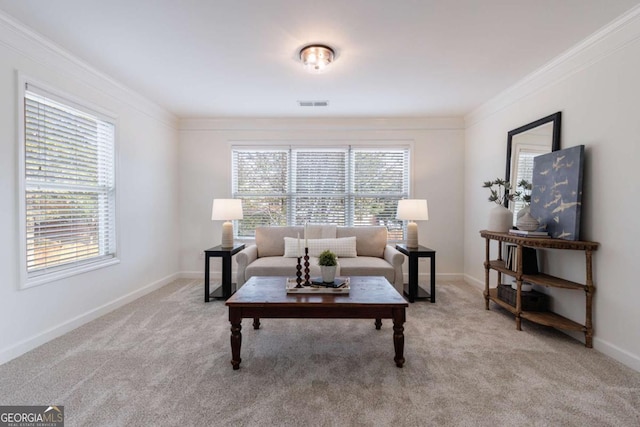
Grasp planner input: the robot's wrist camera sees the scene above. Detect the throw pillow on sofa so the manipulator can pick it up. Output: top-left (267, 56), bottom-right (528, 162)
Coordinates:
top-left (283, 237), bottom-right (357, 258)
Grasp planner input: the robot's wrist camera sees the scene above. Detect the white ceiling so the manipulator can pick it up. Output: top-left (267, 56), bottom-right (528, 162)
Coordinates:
top-left (1, 0), bottom-right (638, 118)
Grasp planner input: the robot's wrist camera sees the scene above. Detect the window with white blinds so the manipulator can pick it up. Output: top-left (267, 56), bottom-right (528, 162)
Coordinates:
top-left (232, 146), bottom-right (409, 240)
top-left (20, 81), bottom-right (117, 287)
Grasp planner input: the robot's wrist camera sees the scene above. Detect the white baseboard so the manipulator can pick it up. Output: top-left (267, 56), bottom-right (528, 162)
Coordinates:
top-left (403, 272), bottom-right (464, 282)
top-left (180, 270), bottom-right (237, 280)
top-left (180, 270), bottom-right (205, 280)
top-left (594, 337), bottom-right (640, 373)
top-left (433, 273), bottom-right (465, 281)
top-left (463, 274), bottom-right (484, 289)
top-left (0, 272), bottom-right (179, 365)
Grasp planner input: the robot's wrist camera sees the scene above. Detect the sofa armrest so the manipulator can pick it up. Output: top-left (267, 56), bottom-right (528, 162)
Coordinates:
top-left (236, 244), bottom-right (258, 287)
top-left (384, 245), bottom-right (405, 291)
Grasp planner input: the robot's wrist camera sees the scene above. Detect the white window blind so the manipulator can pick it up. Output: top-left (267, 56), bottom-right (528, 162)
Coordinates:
top-left (510, 145), bottom-right (547, 223)
top-left (293, 149), bottom-right (348, 225)
top-left (232, 146), bottom-right (409, 239)
top-left (512, 151), bottom-right (536, 220)
top-left (232, 149), bottom-right (289, 237)
top-left (353, 149), bottom-right (409, 240)
top-left (22, 82), bottom-right (117, 285)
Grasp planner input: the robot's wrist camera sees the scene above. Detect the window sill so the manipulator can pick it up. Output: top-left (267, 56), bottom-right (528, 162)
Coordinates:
top-left (21, 257), bottom-right (120, 290)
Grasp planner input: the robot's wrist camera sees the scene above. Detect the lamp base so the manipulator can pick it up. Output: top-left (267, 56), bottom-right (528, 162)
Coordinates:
top-left (221, 221), bottom-right (234, 248)
top-left (406, 221), bottom-right (419, 248)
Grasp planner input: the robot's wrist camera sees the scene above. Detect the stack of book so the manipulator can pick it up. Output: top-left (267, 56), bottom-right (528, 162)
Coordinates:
top-left (508, 229), bottom-right (549, 238)
top-left (503, 243), bottom-right (539, 274)
top-left (286, 277), bottom-right (350, 294)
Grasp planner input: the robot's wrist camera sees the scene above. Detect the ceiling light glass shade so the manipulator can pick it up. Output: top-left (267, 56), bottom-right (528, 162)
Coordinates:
top-left (300, 45), bottom-right (335, 73)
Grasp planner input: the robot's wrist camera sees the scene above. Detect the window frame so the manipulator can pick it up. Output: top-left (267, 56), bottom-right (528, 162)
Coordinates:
top-left (231, 143), bottom-right (411, 240)
top-left (17, 74), bottom-right (120, 289)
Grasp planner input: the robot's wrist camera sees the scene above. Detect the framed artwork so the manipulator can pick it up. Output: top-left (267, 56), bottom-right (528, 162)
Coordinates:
top-left (530, 145), bottom-right (585, 240)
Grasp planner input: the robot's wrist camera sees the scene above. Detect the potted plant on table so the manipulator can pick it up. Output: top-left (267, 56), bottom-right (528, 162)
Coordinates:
top-left (514, 179), bottom-right (540, 231)
top-left (318, 250), bottom-right (338, 284)
top-left (515, 179), bottom-right (532, 214)
top-left (482, 178), bottom-right (516, 232)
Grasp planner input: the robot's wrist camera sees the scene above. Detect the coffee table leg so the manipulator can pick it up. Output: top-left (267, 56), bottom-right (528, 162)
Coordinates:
top-left (229, 309), bottom-right (242, 370)
top-left (392, 308), bottom-right (406, 368)
top-left (253, 318), bottom-right (260, 329)
top-left (375, 318), bottom-right (382, 330)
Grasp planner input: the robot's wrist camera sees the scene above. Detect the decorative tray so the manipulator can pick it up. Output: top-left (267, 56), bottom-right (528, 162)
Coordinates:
top-left (286, 277), bottom-right (350, 294)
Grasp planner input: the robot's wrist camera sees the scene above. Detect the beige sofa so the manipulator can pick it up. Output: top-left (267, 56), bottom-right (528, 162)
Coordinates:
top-left (236, 225), bottom-right (405, 291)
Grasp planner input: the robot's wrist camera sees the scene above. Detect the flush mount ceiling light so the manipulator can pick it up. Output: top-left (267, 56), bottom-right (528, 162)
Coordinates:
top-left (299, 44), bottom-right (335, 73)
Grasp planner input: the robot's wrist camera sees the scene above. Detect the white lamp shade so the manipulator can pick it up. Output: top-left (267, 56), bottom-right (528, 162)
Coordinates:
top-left (397, 199), bottom-right (428, 248)
top-left (211, 199), bottom-right (243, 221)
top-left (396, 199), bottom-right (429, 221)
top-left (211, 199), bottom-right (243, 248)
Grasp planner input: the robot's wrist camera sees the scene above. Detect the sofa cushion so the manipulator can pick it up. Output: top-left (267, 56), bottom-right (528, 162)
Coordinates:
top-left (283, 237), bottom-right (357, 258)
top-left (305, 224), bottom-right (337, 239)
top-left (336, 226), bottom-right (387, 258)
top-left (245, 256), bottom-right (321, 279)
top-left (309, 237), bottom-right (357, 257)
top-left (338, 257), bottom-right (395, 284)
top-left (255, 226), bottom-right (304, 257)
top-left (283, 237), bottom-right (303, 258)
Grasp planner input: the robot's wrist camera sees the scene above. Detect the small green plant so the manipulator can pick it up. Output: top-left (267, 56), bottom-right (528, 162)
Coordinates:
top-left (515, 179), bottom-right (532, 205)
top-left (317, 250), bottom-right (337, 267)
top-left (482, 178), bottom-right (516, 205)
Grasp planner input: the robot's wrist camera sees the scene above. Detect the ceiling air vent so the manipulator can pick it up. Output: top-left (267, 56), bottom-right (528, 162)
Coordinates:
top-left (298, 100), bottom-right (329, 107)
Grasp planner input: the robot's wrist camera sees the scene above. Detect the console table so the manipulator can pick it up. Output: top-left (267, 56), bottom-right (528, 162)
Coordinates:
top-left (204, 243), bottom-right (245, 302)
top-left (480, 230), bottom-right (598, 347)
top-left (396, 244), bottom-right (436, 303)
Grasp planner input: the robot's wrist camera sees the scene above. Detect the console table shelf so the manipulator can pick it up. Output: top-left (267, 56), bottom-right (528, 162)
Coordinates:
top-left (480, 230), bottom-right (598, 347)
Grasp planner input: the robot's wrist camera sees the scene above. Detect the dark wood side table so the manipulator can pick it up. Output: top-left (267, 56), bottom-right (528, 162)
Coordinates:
top-left (204, 243), bottom-right (245, 302)
top-left (396, 244), bottom-right (436, 303)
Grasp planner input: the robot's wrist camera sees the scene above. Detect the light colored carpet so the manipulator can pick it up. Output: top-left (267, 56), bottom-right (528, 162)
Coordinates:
top-left (0, 279), bottom-right (639, 426)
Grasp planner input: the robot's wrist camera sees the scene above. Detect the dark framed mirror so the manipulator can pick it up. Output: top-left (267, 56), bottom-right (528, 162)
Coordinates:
top-left (504, 112), bottom-right (561, 221)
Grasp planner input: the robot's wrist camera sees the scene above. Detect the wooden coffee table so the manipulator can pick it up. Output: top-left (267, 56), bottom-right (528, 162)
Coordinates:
top-left (225, 276), bottom-right (409, 370)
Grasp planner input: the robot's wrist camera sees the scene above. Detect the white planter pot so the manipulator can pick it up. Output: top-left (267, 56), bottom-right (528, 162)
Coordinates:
top-left (487, 205), bottom-right (513, 233)
top-left (321, 266), bottom-right (337, 283)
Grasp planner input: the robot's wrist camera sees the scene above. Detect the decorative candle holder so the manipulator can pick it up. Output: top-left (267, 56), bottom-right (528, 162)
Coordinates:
top-left (303, 247), bottom-right (310, 285)
top-left (296, 257), bottom-right (303, 287)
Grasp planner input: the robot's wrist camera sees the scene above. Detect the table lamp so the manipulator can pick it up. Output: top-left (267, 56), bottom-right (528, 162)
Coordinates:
top-left (396, 199), bottom-right (429, 248)
top-left (211, 198), bottom-right (243, 248)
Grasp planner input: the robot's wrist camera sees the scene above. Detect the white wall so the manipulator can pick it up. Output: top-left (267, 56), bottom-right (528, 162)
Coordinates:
top-left (0, 13), bottom-right (179, 363)
top-left (464, 8), bottom-right (640, 371)
top-left (178, 118), bottom-right (466, 281)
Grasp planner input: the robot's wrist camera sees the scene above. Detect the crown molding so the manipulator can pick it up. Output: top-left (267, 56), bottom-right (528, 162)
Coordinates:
top-left (179, 116), bottom-right (465, 132)
top-left (465, 4), bottom-right (640, 127)
top-left (0, 10), bottom-right (177, 129)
